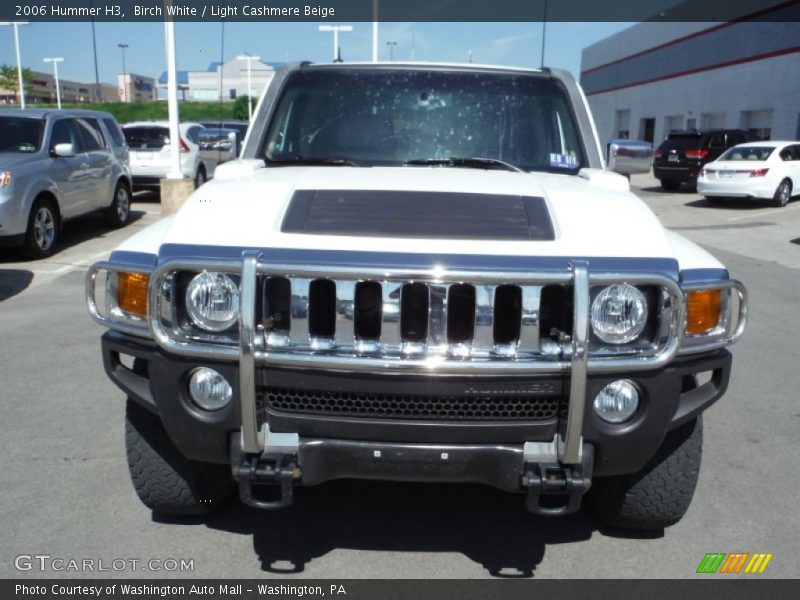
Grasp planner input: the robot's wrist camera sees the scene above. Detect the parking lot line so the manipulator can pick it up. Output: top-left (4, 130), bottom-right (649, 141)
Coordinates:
top-left (727, 204), bottom-right (800, 222)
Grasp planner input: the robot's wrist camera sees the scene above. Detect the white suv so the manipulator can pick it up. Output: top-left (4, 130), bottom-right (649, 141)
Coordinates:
top-left (123, 121), bottom-right (217, 192)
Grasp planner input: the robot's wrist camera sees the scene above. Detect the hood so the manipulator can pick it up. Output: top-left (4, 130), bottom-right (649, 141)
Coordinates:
top-left (156, 165), bottom-right (675, 260)
top-left (0, 153), bottom-right (40, 169)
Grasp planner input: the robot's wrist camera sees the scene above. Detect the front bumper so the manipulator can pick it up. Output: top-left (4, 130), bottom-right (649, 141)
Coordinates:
top-left (102, 330), bottom-right (732, 492)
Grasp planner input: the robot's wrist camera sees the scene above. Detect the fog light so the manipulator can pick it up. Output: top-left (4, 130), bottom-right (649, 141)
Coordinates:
top-left (188, 368), bottom-right (232, 411)
top-left (593, 380), bottom-right (639, 423)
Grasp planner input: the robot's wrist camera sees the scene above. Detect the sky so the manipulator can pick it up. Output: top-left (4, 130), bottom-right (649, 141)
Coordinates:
top-left (0, 21), bottom-right (633, 86)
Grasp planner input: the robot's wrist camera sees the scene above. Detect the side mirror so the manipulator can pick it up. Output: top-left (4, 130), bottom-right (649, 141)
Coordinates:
top-left (52, 143), bottom-right (76, 158)
top-left (607, 139), bottom-right (652, 176)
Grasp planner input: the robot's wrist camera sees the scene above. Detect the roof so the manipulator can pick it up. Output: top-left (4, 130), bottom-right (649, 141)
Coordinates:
top-left (735, 141), bottom-right (796, 147)
top-left (0, 108), bottom-right (115, 119)
top-left (123, 120), bottom-right (203, 128)
top-left (158, 71), bottom-right (190, 85)
top-left (305, 61), bottom-right (546, 73)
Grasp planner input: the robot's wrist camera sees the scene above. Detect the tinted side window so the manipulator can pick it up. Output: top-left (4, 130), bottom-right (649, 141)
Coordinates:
top-left (708, 134), bottom-right (724, 148)
top-left (185, 126), bottom-right (202, 144)
top-left (780, 146), bottom-right (800, 161)
top-left (102, 118), bottom-right (125, 147)
top-left (75, 118), bottom-right (105, 151)
top-left (49, 119), bottom-right (80, 149)
top-left (726, 133), bottom-right (743, 146)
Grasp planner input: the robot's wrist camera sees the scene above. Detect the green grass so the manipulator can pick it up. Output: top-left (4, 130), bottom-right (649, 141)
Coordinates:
top-left (32, 101), bottom-right (239, 124)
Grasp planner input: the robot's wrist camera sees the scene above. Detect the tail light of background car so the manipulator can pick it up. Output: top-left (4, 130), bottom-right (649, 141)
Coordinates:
top-left (749, 168), bottom-right (769, 177)
top-left (654, 148), bottom-right (663, 158)
top-left (179, 138), bottom-right (191, 153)
top-left (685, 149), bottom-right (709, 159)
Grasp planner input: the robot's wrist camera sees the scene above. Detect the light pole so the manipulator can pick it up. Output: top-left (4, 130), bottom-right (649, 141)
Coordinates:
top-left (235, 54), bottom-right (261, 122)
top-left (118, 43), bottom-right (129, 102)
top-left (372, 0), bottom-right (378, 62)
top-left (43, 57), bottom-right (64, 109)
top-left (0, 21), bottom-right (30, 109)
top-left (540, 0), bottom-right (548, 69)
top-left (318, 25), bottom-right (353, 63)
top-left (386, 41), bottom-right (397, 62)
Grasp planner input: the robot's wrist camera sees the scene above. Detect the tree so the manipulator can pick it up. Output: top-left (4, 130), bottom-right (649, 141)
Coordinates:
top-left (232, 95), bottom-right (254, 121)
top-left (0, 64), bottom-right (34, 104)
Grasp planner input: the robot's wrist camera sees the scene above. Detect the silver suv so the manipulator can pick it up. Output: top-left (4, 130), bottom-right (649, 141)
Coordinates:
top-left (0, 109), bottom-right (132, 258)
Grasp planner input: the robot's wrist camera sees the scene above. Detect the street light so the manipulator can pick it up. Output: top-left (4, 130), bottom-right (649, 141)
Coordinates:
top-left (318, 25), bottom-right (353, 63)
top-left (43, 57), bottom-right (64, 109)
top-left (386, 41), bottom-right (397, 62)
top-left (0, 21), bottom-right (30, 109)
top-left (235, 54), bottom-right (261, 122)
top-left (118, 43), bottom-right (129, 102)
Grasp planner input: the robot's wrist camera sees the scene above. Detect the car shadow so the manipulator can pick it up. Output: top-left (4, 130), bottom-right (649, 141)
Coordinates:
top-left (0, 210), bottom-right (145, 263)
top-left (684, 198), bottom-right (773, 210)
top-left (0, 269), bottom-right (34, 302)
top-left (154, 480), bottom-right (661, 577)
top-left (639, 185), bottom-right (696, 194)
top-left (791, 238), bottom-right (800, 246)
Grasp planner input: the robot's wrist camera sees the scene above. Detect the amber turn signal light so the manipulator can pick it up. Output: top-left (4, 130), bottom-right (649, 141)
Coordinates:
top-left (117, 272), bottom-right (149, 317)
top-left (686, 289), bottom-right (721, 335)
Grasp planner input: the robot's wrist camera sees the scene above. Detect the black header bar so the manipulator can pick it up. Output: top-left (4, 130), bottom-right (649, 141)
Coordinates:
top-left (4, 0), bottom-right (800, 22)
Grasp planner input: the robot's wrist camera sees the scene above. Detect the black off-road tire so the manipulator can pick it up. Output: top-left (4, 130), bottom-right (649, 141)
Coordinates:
top-left (587, 417), bottom-right (703, 530)
top-left (125, 399), bottom-right (235, 515)
top-left (660, 179), bottom-right (681, 192)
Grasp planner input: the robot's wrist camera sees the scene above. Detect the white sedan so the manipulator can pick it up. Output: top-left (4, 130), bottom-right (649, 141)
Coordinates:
top-left (697, 141), bottom-right (800, 207)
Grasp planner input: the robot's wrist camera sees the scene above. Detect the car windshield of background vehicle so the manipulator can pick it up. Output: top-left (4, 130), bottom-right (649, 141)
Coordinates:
top-left (719, 146), bottom-right (775, 161)
top-left (262, 69), bottom-right (586, 173)
top-left (0, 117), bottom-right (44, 153)
top-left (123, 127), bottom-right (170, 150)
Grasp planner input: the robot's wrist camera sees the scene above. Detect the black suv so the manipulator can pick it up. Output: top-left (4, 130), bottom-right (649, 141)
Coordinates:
top-left (653, 129), bottom-right (760, 191)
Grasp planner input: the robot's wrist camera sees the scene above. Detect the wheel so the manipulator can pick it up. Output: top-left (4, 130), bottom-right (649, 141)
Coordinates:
top-left (23, 197), bottom-right (59, 259)
top-left (104, 181), bottom-right (131, 228)
top-left (773, 179), bottom-right (792, 207)
top-left (705, 196), bottom-right (724, 206)
top-left (660, 179), bottom-right (681, 192)
top-left (125, 399), bottom-right (235, 515)
top-left (587, 417), bottom-right (703, 530)
top-left (194, 166), bottom-right (207, 189)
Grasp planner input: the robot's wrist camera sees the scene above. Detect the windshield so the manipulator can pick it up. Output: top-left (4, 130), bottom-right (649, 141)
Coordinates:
top-left (262, 69), bottom-right (586, 172)
top-left (0, 117), bottom-right (44, 153)
top-left (719, 146), bottom-right (775, 161)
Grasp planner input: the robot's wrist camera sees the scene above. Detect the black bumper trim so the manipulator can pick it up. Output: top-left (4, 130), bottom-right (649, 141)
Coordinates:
top-left (101, 330), bottom-right (732, 476)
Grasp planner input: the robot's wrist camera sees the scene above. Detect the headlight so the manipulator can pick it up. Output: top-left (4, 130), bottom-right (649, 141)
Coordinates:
top-left (591, 284), bottom-right (648, 344)
top-left (185, 271), bottom-right (240, 332)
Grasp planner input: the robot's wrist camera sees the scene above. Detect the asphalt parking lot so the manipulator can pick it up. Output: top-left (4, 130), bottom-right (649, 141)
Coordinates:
top-left (1, 176), bottom-right (798, 579)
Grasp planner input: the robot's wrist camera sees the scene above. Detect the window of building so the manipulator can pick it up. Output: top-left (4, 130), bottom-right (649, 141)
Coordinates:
top-left (614, 109), bottom-right (630, 140)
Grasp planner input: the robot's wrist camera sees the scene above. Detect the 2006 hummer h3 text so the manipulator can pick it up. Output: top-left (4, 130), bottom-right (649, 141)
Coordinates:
top-left (86, 63), bottom-right (747, 529)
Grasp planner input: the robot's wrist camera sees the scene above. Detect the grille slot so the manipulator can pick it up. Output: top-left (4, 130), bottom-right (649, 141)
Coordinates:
top-left (263, 387), bottom-right (562, 421)
top-left (309, 279), bottom-right (336, 338)
top-left (494, 285), bottom-right (522, 344)
top-left (354, 281), bottom-right (382, 340)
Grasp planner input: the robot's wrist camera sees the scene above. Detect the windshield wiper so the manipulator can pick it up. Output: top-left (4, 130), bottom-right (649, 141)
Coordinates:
top-left (404, 157), bottom-right (524, 173)
top-left (266, 156), bottom-right (361, 167)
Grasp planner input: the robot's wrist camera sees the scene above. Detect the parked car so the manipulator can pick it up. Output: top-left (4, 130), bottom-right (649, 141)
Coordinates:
top-left (697, 141), bottom-right (800, 207)
top-left (653, 129), bottom-right (760, 191)
top-left (0, 109), bottom-right (132, 258)
top-left (87, 63), bottom-right (747, 530)
top-left (123, 121), bottom-right (217, 191)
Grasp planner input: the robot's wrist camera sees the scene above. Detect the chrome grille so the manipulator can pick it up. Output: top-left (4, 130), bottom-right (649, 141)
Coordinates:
top-left (259, 278), bottom-right (564, 360)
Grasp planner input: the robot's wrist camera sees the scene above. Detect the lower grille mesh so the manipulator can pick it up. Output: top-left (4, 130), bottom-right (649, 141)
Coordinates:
top-left (263, 387), bottom-right (562, 421)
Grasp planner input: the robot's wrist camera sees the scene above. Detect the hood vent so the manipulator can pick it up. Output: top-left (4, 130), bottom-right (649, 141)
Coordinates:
top-left (281, 190), bottom-right (555, 241)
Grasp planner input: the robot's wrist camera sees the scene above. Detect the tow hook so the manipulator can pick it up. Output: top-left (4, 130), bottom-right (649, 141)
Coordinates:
top-left (522, 444), bottom-right (594, 516)
top-left (230, 435), bottom-right (301, 510)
